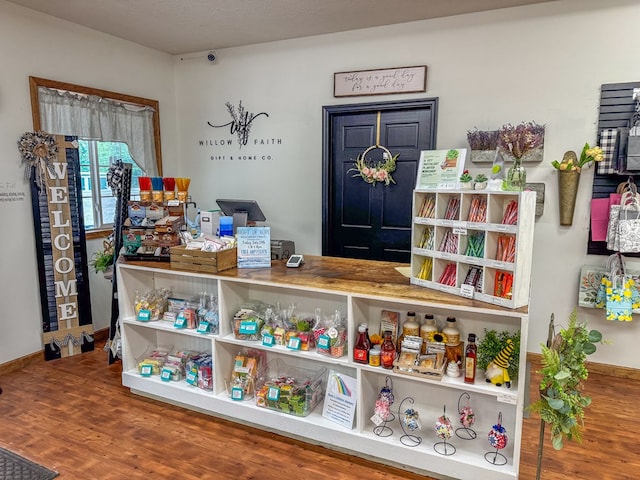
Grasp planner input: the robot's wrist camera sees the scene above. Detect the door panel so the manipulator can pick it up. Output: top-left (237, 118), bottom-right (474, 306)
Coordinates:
top-left (323, 99), bottom-right (438, 263)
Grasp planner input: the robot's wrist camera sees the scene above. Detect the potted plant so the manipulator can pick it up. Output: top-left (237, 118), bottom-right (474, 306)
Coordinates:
top-left (527, 310), bottom-right (603, 479)
top-left (90, 239), bottom-right (115, 279)
top-left (459, 170), bottom-right (473, 190)
top-left (474, 173), bottom-right (488, 190)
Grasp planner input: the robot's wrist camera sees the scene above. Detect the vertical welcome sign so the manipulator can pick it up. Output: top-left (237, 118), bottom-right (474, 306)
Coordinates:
top-left (25, 134), bottom-right (94, 360)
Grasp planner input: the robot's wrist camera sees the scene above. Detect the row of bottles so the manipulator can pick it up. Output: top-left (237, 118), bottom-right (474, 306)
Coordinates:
top-left (353, 312), bottom-right (478, 383)
top-left (354, 324), bottom-right (397, 369)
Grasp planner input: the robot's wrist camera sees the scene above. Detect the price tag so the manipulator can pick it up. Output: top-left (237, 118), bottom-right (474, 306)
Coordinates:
top-left (317, 334), bottom-right (330, 351)
top-left (239, 321), bottom-right (258, 335)
top-left (160, 368), bottom-right (172, 382)
top-left (460, 284), bottom-right (475, 298)
top-left (497, 393), bottom-right (517, 405)
top-left (267, 386), bottom-right (281, 402)
top-left (139, 364), bottom-right (153, 377)
top-left (174, 313), bottom-right (186, 329)
top-left (262, 333), bottom-right (275, 347)
top-left (185, 371), bottom-right (197, 386)
top-left (137, 309), bottom-right (151, 322)
top-left (287, 336), bottom-right (302, 350)
top-left (442, 220), bottom-right (453, 227)
top-left (167, 199), bottom-right (180, 207)
top-left (496, 224), bottom-right (508, 232)
top-left (197, 321), bottom-right (211, 334)
top-left (453, 227), bottom-right (467, 235)
top-left (231, 387), bottom-right (245, 401)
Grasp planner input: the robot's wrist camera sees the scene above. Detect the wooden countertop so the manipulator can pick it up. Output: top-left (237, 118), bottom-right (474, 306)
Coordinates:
top-left (119, 254), bottom-right (527, 315)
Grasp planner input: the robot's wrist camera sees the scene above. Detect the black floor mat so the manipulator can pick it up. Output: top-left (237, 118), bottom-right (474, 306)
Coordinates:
top-left (0, 447), bottom-right (58, 480)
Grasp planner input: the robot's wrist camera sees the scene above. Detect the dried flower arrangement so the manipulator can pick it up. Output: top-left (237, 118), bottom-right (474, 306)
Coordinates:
top-left (498, 122), bottom-right (545, 161)
top-left (467, 129), bottom-right (499, 151)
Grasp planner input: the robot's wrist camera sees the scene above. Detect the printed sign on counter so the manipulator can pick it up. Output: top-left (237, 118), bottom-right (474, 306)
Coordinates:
top-left (237, 227), bottom-right (271, 268)
top-left (322, 370), bottom-right (357, 429)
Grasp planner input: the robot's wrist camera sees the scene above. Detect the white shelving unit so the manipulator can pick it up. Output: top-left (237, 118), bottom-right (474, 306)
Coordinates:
top-left (118, 257), bottom-right (529, 480)
top-left (410, 189), bottom-right (536, 308)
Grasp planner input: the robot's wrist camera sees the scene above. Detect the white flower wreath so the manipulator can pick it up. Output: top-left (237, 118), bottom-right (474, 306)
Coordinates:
top-left (17, 131), bottom-right (58, 193)
top-left (348, 145), bottom-right (399, 187)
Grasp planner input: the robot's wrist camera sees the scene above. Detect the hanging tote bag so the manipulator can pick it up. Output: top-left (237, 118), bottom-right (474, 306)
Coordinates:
top-left (617, 191), bottom-right (640, 253)
top-left (596, 254), bottom-right (640, 321)
top-left (627, 112), bottom-right (640, 172)
top-left (597, 128), bottom-right (618, 175)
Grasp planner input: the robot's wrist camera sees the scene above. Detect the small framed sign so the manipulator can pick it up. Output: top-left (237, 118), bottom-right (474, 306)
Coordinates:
top-left (334, 65), bottom-right (427, 98)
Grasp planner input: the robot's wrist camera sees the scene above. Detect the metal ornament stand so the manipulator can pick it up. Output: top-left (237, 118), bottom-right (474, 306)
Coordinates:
top-left (398, 397), bottom-right (422, 447)
top-left (485, 411), bottom-right (508, 466)
top-left (455, 392), bottom-right (477, 440)
top-left (373, 376), bottom-right (395, 437)
top-left (434, 405), bottom-right (456, 456)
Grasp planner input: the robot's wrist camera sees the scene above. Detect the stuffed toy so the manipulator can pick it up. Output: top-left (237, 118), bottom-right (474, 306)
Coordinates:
top-left (484, 339), bottom-right (514, 388)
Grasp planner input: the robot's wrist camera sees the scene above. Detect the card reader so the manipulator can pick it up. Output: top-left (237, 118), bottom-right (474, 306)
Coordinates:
top-left (286, 254), bottom-right (304, 268)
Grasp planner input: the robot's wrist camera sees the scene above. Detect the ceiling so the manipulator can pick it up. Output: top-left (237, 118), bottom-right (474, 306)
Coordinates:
top-left (8, 0), bottom-right (556, 55)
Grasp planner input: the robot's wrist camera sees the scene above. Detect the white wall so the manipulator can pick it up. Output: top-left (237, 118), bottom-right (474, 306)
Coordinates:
top-left (0, 0), bottom-right (177, 363)
top-left (174, 0), bottom-right (640, 368)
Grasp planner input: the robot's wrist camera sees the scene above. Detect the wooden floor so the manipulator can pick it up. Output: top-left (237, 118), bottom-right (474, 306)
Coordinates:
top-left (0, 345), bottom-right (638, 480)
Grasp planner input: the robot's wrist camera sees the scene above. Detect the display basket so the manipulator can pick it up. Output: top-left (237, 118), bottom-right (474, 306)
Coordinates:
top-left (169, 245), bottom-right (237, 273)
top-left (255, 358), bottom-right (326, 417)
top-left (136, 344), bottom-right (173, 376)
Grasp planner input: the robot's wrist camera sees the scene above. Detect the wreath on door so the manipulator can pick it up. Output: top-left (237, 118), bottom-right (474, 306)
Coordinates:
top-left (349, 145), bottom-right (399, 186)
top-left (347, 112), bottom-right (399, 187)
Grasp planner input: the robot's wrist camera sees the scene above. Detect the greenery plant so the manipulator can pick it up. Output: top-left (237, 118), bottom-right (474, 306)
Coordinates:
top-left (475, 173), bottom-right (488, 183)
top-left (527, 309), bottom-right (603, 450)
top-left (477, 329), bottom-right (520, 380)
top-left (90, 239), bottom-right (114, 274)
top-left (459, 170), bottom-right (472, 183)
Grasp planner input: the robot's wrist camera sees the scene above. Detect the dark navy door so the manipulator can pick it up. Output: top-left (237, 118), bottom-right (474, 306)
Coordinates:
top-left (322, 99), bottom-right (437, 262)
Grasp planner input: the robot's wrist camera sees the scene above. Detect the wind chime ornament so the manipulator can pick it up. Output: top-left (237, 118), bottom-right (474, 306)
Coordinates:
top-left (398, 397), bottom-right (422, 447)
top-left (434, 405), bottom-right (456, 456)
top-left (456, 392), bottom-right (477, 440)
top-left (17, 131), bottom-right (59, 194)
top-left (485, 411), bottom-right (508, 466)
top-left (402, 407), bottom-right (421, 432)
top-left (371, 377), bottom-right (395, 437)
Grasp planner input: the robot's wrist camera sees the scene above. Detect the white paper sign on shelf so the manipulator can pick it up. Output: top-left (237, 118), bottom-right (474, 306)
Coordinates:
top-left (497, 393), bottom-right (518, 405)
top-left (460, 284), bottom-right (475, 299)
top-left (322, 370), bottom-right (357, 429)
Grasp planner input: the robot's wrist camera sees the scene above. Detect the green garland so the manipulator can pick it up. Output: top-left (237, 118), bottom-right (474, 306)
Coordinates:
top-left (527, 310), bottom-right (602, 450)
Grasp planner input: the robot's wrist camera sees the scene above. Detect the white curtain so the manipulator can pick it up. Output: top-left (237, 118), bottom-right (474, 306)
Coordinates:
top-left (37, 86), bottom-right (158, 176)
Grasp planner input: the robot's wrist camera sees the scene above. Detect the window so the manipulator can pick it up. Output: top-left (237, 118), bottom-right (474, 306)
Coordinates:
top-left (28, 76), bottom-right (163, 235)
top-left (79, 140), bottom-right (145, 229)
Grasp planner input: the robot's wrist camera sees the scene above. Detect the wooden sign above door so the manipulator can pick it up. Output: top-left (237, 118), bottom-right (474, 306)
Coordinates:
top-left (334, 65), bottom-right (427, 98)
